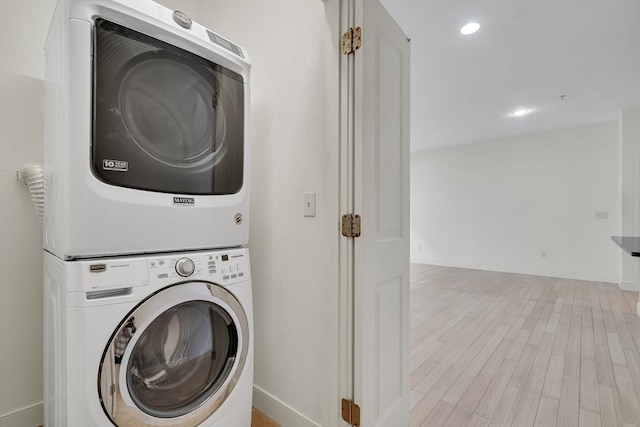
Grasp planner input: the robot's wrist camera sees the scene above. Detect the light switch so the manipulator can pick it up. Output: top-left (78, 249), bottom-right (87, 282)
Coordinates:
top-left (304, 192), bottom-right (316, 217)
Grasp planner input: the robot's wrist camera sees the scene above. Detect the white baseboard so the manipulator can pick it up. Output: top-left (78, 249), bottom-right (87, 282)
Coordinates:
top-left (0, 388), bottom-right (321, 427)
top-left (409, 258), bottom-right (617, 284)
top-left (619, 280), bottom-right (639, 292)
top-left (0, 402), bottom-right (42, 427)
top-left (253, 385), bottom-right (320, 427)
top-left (637, 301), bottom-right (640, 318)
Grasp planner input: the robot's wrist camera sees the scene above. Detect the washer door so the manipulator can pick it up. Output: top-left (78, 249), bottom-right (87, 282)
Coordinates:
top-left (98, 282), bottom-right (249, 426)
top-left (93, 19), bottom-right (245, 195)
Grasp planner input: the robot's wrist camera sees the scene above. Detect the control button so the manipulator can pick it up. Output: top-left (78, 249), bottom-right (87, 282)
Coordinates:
top-left (159, 260), bottom-right (165, 265)
top-left (238, 272), bottom-right (244, 277)
top-left (175, 258), bottom-right (195, 277)
top-left (209, 269), bottom-right (217, 273)
top-left (208, 261), bottom-right (216, 266)
top-left (157, 273), bottom-right (168, 279)
top-left (223, 275), bottom-right (230, 280)
top-left (231, 274), bottom-right (237, 279)
top-left (150, 261), bottom-right (156, 267)
top-left (172, 10), bottom-right (192, 29)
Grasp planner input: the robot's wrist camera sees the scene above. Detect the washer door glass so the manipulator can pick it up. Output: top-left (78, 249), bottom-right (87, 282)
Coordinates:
top-left (93, 19), bottom-right (245, 195)
top-left (127, 301), bottom-right (236, 417)
top-left (98, 282), bottom-right (249, 426)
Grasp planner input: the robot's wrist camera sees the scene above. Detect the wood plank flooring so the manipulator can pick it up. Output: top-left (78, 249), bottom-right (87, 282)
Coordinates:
top-left (410, 264), bottom-right (640, 427)
top-left (251, 408), bottom-right (279, 427)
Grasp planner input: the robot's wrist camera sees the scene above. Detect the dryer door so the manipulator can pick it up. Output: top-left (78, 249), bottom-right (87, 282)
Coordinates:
top-left (93, 19), bottom-right (245, 195)
top-left (98, 282), bottom-right (249, 426)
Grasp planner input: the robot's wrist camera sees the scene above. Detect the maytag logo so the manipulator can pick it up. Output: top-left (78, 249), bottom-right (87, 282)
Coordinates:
top-left (173, 196), bottom-right (195, 206)
top-left (89, 264), bottom-right (107, 273)
top-left (103, 159), bottom-right (128, 172)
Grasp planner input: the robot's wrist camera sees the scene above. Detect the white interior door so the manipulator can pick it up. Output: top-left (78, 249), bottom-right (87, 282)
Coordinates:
top-left (340, 0), bottom-right (411, 425)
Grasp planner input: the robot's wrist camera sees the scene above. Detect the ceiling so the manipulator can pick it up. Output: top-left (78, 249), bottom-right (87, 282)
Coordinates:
top-left (379, 0), bottom-right (640, 152)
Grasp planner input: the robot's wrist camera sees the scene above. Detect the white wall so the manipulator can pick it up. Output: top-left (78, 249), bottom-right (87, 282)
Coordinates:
top-left (637, 119), bottom-right (640, 316)
top-left (193, 2), bottom-right (340, 425)
top-left (619, 106), bottom-right (640, 315)
top-left (0, 1), bottom-right (56, 425)
top-left (410, 121), bottom-right (621, 283)
top-left (619, 107), bottom-right (640, 292)
top-left (0, 1), bottom-right (340, 426)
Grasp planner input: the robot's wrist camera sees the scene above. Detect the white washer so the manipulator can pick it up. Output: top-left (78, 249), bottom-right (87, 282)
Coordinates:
top-left (44, 248), bottom-right (253, 426)
top-left (44, 0), bottom-right (251, 260)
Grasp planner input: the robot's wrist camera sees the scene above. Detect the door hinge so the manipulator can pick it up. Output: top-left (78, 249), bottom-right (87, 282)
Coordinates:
top-left (342, 27), bottom-right (362, 55)
top-left (341, 213), bottom-right (361, 238)
top-left (341, 398), bottom-right (361, 426)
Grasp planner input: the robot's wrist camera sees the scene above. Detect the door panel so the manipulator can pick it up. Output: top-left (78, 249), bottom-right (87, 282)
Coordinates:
top-left (375, 276), bottom-right (404, 414)
top-left (376, 34), bottom-right (404, 237)
top-left (352, 0), bottom-right (410, 425)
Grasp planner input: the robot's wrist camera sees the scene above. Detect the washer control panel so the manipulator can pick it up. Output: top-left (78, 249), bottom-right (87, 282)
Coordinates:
top-left (147, 248), bottom-right (249, 285)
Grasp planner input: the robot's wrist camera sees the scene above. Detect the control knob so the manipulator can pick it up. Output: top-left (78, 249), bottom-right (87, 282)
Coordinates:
top-left (175, 257), bottom-right (195, 277)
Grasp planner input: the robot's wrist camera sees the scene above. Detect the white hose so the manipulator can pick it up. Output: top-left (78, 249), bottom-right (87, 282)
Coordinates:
top-left (17, 162), bottom-right (45, 227)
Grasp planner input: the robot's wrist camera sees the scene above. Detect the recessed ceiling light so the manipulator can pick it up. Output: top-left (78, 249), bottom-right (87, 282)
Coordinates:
top-left (460, 22), bottom-right (480, 35)
top-left (510, 109), bottom-right (532, 117)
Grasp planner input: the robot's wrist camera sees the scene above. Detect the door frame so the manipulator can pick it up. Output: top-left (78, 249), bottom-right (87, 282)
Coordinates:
top-left (337, 0), bottom-right (356, 423)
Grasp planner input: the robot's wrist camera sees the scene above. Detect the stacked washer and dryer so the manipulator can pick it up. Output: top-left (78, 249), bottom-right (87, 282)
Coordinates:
top-left (43, 1), bottom-right (253, 426)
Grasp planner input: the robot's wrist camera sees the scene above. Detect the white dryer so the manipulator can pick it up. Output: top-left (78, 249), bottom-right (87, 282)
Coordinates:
top-left (44, 248), bottom-right (253, 426)
top-left (44, 0), bottom-right (251, 259)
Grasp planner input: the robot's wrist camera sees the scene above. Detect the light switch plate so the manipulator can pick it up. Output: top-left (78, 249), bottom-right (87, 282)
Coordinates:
top-left (304, 192), bottom-right (316, 217)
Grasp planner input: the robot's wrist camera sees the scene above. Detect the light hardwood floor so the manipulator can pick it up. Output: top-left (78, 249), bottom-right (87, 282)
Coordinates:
top-left (410, 264), bottom-right (640, 427)
top-left (251, 408), bottom-right (279, 427)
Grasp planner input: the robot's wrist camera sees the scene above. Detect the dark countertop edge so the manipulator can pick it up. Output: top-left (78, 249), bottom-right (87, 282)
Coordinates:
top-left (611, 236), bottom-right (640, 257)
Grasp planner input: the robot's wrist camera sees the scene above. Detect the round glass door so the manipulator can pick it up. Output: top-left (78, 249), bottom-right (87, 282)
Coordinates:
top-left (98, 282), bottom-right (249, 426)
top-left (92, 19), bottom-right (245, 195)
top-left (127, 300), bottom-right (237, 418)
top-left (118, 57), bottom-right (226, 169)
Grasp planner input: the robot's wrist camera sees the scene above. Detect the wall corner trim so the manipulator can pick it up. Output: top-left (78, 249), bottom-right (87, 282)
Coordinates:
top-left (253, 385), bottom-right (321, 427)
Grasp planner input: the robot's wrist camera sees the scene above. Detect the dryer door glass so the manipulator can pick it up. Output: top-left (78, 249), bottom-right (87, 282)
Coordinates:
top-left (93, 19), bottom-right (244, 195)
top-left (125, 300), bottom-right (238, 418)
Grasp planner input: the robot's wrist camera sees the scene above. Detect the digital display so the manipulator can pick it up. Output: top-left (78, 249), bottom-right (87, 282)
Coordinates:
top-left (222, 254), bottom-right (229, 261)
top-left (206, 30), bottom-right (244, 58)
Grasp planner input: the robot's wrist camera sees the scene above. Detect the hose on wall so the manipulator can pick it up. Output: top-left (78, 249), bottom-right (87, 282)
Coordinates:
top-left (17, 162), bottom-right (45, 227)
